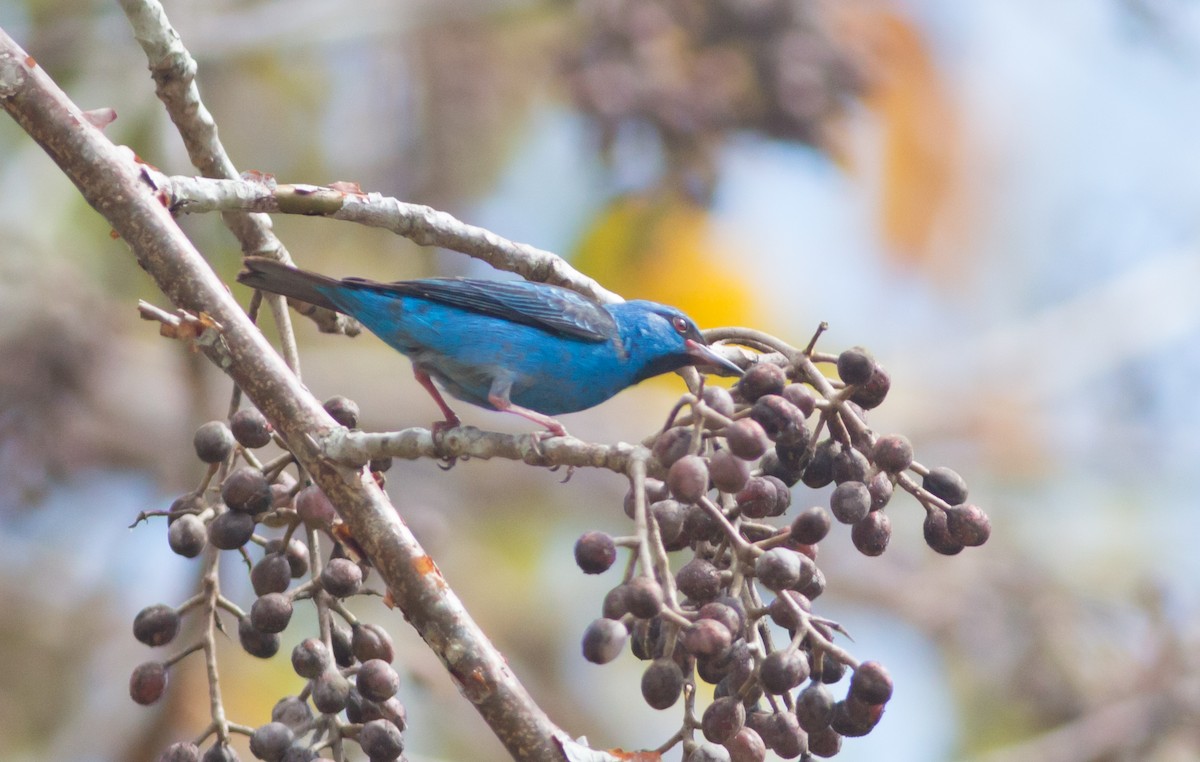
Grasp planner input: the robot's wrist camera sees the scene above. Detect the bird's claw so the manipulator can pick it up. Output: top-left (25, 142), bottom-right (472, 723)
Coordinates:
top-left (431, 418), bottom-right (462, 469)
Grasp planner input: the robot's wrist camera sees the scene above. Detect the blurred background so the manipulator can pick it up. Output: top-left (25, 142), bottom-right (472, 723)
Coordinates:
top-left (2, 0), bottom-right (1200, 760)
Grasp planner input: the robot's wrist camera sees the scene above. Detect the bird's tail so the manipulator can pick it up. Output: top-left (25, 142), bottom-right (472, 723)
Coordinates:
top-left (237, 257), bottom-right (343, 313)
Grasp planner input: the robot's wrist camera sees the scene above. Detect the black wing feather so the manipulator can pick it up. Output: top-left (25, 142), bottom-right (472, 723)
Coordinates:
top-left (342, 276), bottom-right (616, 342)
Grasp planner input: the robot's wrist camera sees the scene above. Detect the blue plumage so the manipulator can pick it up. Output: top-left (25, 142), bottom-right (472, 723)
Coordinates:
top-left (238, 257), bottom-right (741, 435)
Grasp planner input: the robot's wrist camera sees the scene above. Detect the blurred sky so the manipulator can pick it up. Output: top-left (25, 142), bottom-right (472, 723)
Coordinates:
top-left (2, 1), bottom-right (1200, 761)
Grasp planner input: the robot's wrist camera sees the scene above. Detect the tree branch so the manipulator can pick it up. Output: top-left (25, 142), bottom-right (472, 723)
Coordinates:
top-left (0, 28), bottom-right (574, 762)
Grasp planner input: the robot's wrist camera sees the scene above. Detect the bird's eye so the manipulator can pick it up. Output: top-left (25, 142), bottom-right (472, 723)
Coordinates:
top-left (671, 315), bottom-right (689, 335)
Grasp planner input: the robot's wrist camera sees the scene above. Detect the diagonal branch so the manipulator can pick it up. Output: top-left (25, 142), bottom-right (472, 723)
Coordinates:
top-left (0, 28), bottom-right (574, 762)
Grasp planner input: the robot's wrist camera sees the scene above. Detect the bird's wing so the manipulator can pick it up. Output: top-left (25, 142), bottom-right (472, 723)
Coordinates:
top-left (342, 277), bottom-right (616, 342)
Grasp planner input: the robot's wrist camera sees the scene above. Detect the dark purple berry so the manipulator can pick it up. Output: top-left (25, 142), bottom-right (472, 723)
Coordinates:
top-left (626, 576), bottom-right (664, 618)
top-left (923, 508), bottom-right (964, 555)
top-left (359, 718), bottom-right (404, 760)
top-left (193, 421), bottom-right (234, 464)
top-left (851, 511), bottom-right (891, 556)
top-left (311, 670), bottom-right (351, 714)
top-left (780, 383), bottom-right (816, 418)
top-left (850, 364), bottom-right (890, 409)
top-left (271, 696), bottom-right (312, 728)
top-left (796, 681), bottom-right (834, 731)
top-left (836, 347), bottom-right (875, 386)
top-left (352, 622), bottom-right (395, 663)
top-left (735, 477), bottom-right (775, 519)
top-left (755, 548), bottom-right (801, 591)
top-left (723, 418), bottom-right (768, 460)
top-left (641, 657), bottom-right (684, 709)
top-left (651, 427), bottom-right (695, 469)
top-left (681, 619), bottom-right (732, 659)
top-left (651, 499), bottom-right (688, 550)
top-left (801, 439), bottom-right (839, 489)
top-left (668, 454), bottom-right (710, 503)
top-left (724, 726), bottom-right (767, 762)
top-left (169, 513), bottom-right (207, 558)
top-left (250, 593), bottom-right (293, 634)
top-left (581, 618), bottom-right (627, 664)
top-left (759, 649), bottom-right (809, 694)
top-left (251, 553), bottom-right (292, 596)
top-left (208, 510), bottom-right (255, 550)
top-left (157, 742), bottom-right (201, 762)
top-left (945, 503), bottom-right (990, 546)
top-left (831, 446), bottom-right (870, 484)
top-left (831, 696), bottom-right (883, 737)
top-left (222, 468), bottom-right (271, 515)
top-left (264, 537), bottom-right (309, 578)
top-left (291, 638), bottom-right (330, 679)
top-left (133, 604), bottom-right (180, 647)
top-left (676, 557), bottom-right (722, 602)
top-left (574, 531), bottom-right (617, 574)
top-left (736, 362), bottom-right (787, 402)
top-left (238, 616), bottom-right (281, 659)
top-left (295, 485), bottom-right (337, 529)
top-left (201, 743), bottom-right (239, 762)
top-left (130, 661), bottom-right (168, 704)
top-left (871, 434), bottom-right (912, 473)
top-left (320, 557), bottom-right (362, 598)
top-left (923, 466), bottom-right (969, 505)
top-left (709, 449), bottom-right (751, 493)
top-left (868, 470), bottom-right (894, 510)
top-left (830, 481), bottom-right (871, 524)
top-left (702, 385), bottom-right (737, 417)
top-left (790, 506), bottom-right (830, 545)
top-left (249, 722), bottom-right (294, 761)
top-left (850, 660), bottom-right (893, 704)
top-left (701, 696), bottom-right (746, 744)
top-left (357, 658), bottom-right (400, 702)
top-left (230, 408), bottom-right (273, 449)
top-left (323, 396), bottom-right (359, 428)
top-left (750, 395), bottom-right (808, 447)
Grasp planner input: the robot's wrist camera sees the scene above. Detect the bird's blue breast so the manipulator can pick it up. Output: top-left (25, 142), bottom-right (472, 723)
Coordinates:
top-left (315, 285), bottom-right (657, 415)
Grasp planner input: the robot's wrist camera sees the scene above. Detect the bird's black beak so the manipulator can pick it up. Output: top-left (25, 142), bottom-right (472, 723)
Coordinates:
top-left (685, 339), bottom-right (744, 377)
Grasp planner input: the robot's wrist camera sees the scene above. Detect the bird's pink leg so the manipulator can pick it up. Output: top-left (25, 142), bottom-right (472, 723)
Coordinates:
top-left (487, 393), bottom-right (569, 438)
top-left (413, 368), bottom-right (461, 436)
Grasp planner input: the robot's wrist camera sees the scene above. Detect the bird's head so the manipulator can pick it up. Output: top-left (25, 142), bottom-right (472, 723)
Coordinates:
top-left (617, 301), bottom-right (744, 381)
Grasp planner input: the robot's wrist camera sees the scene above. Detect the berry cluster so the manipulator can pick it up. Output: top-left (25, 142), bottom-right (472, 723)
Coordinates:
top-left (564, 0), bottom-right (861, 197)
top-left (575, 335), bottom-right (990, 760)
top-left (130, 398), bottom-right (406, 762)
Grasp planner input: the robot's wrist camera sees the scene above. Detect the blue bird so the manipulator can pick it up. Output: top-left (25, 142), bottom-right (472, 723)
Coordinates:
top-left (237, 257), bottom-right (742, 436)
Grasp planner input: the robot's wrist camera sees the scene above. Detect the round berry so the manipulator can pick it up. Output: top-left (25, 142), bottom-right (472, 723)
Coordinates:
top-left (641, 658), bottom-right (684, 709)
top-left (759, 649), bottom-right (809, 694)
top-left (249, 722), bottom-right (294, 761)
top-left (668, 454), bottom-right (710, 503)
top-left (681, 619), bottom-right (731, 659)
top-left (264, 537), bottom-right (309, 577)
top-left (780, 383), bottom-right (816, 417)
top-left (749, 395), bottom-right (808, 447)
top-left (755, 548), bottom-right (801, 591)
top-left (790, 506), bottom-right (830, 545)
top-left (651, 426), bottom-right (695, 469)
top-left (625, 576), bottom-right (664, 619)
top-left (724, 726), bottom-right (766, 762)
top-left (868, 470), bottom-right (894, 510)
top-left (801, 439), bottom-right (839, 489)
top-left (201, 744), bottom-right (239, 762)
top-left (685, 742), bottom-right (733, 762)
top-left (723, 419), bottom-right (768, 461)
top-left (250, 593), bottom-right (293, 634)
top-left (923, 508), bottom-right (964, 555)
top-left (357, 659), bottom-right (400, 702)
top-left (851, 511), bottom-right (891, 556)
top-left (311, 670), bottom-right (351, 714)
top-left (651, 499), bottom-right (688, 550)
top-left (291, 638), bottom-right (330, 679)
top-left (158, 742), bottom-right (201, 762)
top-left (796, 681), bottom-right (834, 731)
top-left (850, 660), bottom-right (893, 704)
top-left (130, 661), bottom-right (168, 705)
top-left (836, 346), bottom-right (875, 386)
top-left (272, 696), bottom-right (313, 729)
top-left (702, 385), bottom-right (736, 417)
top-left (709, 449), bottom-right (750, 493)
top-left (208, 510), bottom-right (255, 550)
top-left (222, 468), bottom-right (272, 515)
top-left (168, 513), bottom-right (207, 558)
top-left (923, 466), bottom-right (969, 505)
top-left (352, 622), bottom-right (396, 664)
top-left (193, 421), bottom-right (234, 464)
top-left (871, 434), bottom-right (913, 473)
top-left (331, 622), bottom-right (355, 667)
top-left (736, 363), bottom-right (787, 402)
top-left (831, 446), bottom-right (871, 484)
top-left (251, 553), bottom-right (292, 596)
top-left (320, 557), bottom-right (362, 598)
top-left (850, 364), bottom-right (891, 409)
top-left (359, 718), bottom-right (404, 760)
top-left (830, 481), bottom-right (871, 524)
top-left (230, 408), bottom-right (273, 449)
top-left (133, 604), bottom-right (180, 647)
top-left (323, 395), bottom-right (360, 428)
top-left (701, 696), bottom-right (746, 744)
top-left (295, 485), bottom-right (337, 529)
top-left (831, 696), bottom-right (883, 737)
top-left (676, 557), bottom-right (722, 602)
top-left (238, 616), bottom-right (281, 659)
top-left (945, 503), bottom-right (991, 546)
top-left (581, 618), bottom-right (627, 664)
top-left (760, 710), bottom-right (805, 758)
top-left (574, 531), bottom-right (617, 574)
top-left (735, 477), bottom-right (775, 519)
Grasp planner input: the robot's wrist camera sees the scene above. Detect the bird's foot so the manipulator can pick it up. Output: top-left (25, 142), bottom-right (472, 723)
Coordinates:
top-left (431, 416), bottom-right (462, 469)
